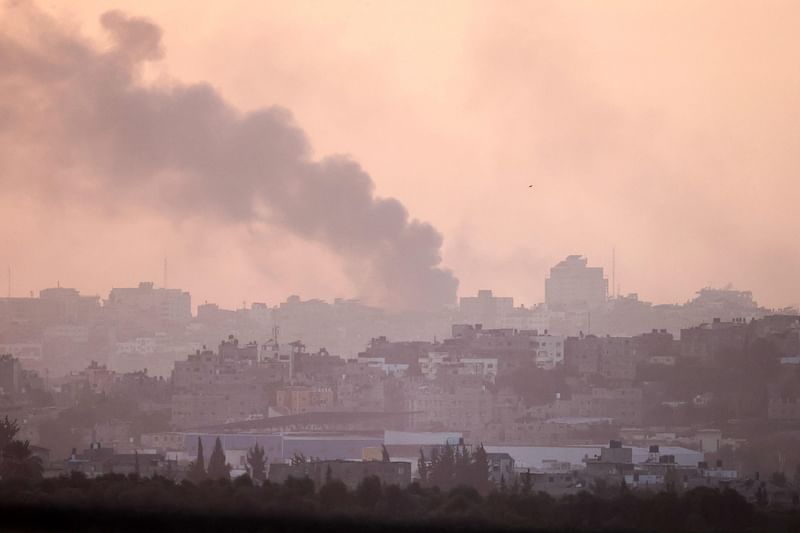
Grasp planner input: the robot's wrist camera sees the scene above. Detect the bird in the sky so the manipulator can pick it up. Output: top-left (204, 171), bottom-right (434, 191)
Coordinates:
top-left (528, 185), bottom-right (533, 188)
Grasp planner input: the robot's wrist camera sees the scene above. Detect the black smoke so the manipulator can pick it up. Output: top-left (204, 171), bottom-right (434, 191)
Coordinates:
top-left (0, 4), bottom-right (458, 309)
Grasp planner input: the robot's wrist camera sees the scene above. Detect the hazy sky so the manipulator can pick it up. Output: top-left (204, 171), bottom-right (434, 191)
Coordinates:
top-left (2, 0), bottom-right (799, 310)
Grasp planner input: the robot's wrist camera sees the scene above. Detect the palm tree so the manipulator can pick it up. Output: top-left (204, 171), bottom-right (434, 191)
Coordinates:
top-left (1, 440), bottom-right (43, 481)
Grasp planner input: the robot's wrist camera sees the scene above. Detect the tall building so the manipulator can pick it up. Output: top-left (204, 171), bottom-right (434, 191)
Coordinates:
top-left (0, 287), bottom-right (99, 334)
top-left (107, 282), bottom-right (191, 324)
top-left (458, 290), bottom-right (515, 327)
top-left (545, 255), bottom-right (608, 312)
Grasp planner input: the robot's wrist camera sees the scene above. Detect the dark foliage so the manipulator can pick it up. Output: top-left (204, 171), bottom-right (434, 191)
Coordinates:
top-left (0, 473), bottom-right (796, 532)
top-left (207, 437), bottom-right (231, 481)
top-left (0, 417), bottom-right (43, 482)
top-left (247, 443), bottom-right (267, 484)
top-left (186, 437), bottom-right (206, 484)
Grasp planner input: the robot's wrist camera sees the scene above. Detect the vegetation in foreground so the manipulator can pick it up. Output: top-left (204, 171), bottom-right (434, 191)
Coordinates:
top-left (0, 472), bottom-right (799, 533)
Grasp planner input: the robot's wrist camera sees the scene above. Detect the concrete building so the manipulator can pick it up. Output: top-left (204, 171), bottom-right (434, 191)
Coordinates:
top-left (768, 386), bottom-right (800, 421)
top-left (170, 337), bottom-right (288, 428)
top-left (65, 443), bottom-right (175, 478)
top-left (391, 375), bottom-right (494, 434)
top-left (679, 318), bottom-right (748, 363)
top-left (444, 325), bottom-right (564, 372)
top-left (275, 385), bottom-right (335, 414)
top-left (458, 290), bottom-right (515, 328)
top-left (584, 440), bottom-right (634, 478)
top-left (0, 287), bottom-right (99, 333)
top-left (107, 282), bottom-right (191, 325)
top-left (171, 389), bottom-right (266, 428)
top-left (550, 387), bottom-right (643, 426)
top-left (565, 335), bottom-right (636, 381)
top-left (545, 256), bottom-right (608, 312)
top-left (487, 452), bottom-right (515, 485)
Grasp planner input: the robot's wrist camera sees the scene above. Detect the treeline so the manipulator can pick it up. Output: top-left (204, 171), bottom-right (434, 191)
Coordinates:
top-left (0, 472), bottom-right (799, 532)
top-left (418, 443), bottom-right (493, 492)
top-left (0, 417), bottom-right (43, 481)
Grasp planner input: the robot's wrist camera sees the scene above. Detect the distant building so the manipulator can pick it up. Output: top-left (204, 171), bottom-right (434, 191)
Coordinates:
top-left (565, 335), bottom-right (636, 380)
top-left (107, 281), bottom-right (191, 325)
top-left (680, 317), bottom-right (749, 363)
top-left (0, 353), bottom-right (21, 394)
top-left (545, 256), bottom-right (608, 312)
top-left (458, 290), bottom-right (515, 327)
top-left (78, 361), bottom-right (117, 395)
top-left (584, 440), bottom-right (633, 478)
top-left (444, 325), bottom-right (564, 372)
top-left (768, 384), bottom-right (800, 421)
top-left (0, 287), bottom-right (100, 328)
top-left (65, 443), bottom-right (175, 478)
top-left (487, 452), bottom-right (515, 485)
top-left (550, 387), bottom-right (643, 426)
top-left (391, 375), bottom-right (494, 433)
top-left (170, 337), bottom-right (289, 429)
top-left (275, 385), bottom-right (335, 414)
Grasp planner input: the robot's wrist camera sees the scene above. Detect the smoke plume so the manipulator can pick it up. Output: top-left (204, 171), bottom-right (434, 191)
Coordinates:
top-left (0, 4), bottom-right (458, 309)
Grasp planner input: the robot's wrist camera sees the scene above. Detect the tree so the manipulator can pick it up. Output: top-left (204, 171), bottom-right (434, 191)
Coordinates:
top-left (429, 444), bottom-right (455, 490)
top-left (417, 448), bottom-right (428, 485)
top-left (186, 437), bottom-right (206, 483)
top-left (320, 478), bottom-right (349, 509)
top-left (756, 482), bottom-right (768, 507)
top-left (0, 416), bottom-right (20, 448)
top-left (521, 469), bottom-right (532, 494)
top-left (356, 475), bottom-right (382, 509)
top-left (291, 451), bottom-right (307, 465)
top-left (471, 444), bottom-right (491, 493)
top-left (247, 443), bottom-right (267, 484)
top-left (770, 471), bottom-right (787, 487)
top-left (163, 455), bottom-right (176, 481)
top-left (0, 440), bottom-right (43, 481)
top-left (665, 466), bottom-right (680, 493)
top-left (619, 476), bottom-right (629, 495)
top-left (207, 437), bottom-right (231, 481)
top-left (454, 445), bottom-right (472, 486)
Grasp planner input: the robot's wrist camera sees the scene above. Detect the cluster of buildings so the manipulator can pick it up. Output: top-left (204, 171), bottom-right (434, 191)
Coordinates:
top-left (0, 255), bottom-right (787, 380)
top-left (0, 256), bottom-right (798, 504)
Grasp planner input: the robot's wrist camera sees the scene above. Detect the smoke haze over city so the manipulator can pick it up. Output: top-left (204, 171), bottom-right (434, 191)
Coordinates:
top-left (2, 1), bottom-right (800, 310)
top-left (1, 2), bottom-right (800, 532)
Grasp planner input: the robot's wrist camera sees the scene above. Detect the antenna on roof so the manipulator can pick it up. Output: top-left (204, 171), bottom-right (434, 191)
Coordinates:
top-left (163, 257), bottom-right (168, 289)
top-left (6, 265), bottom-right (10, 298)
top-left (611, 247), bottom-right (615, 300)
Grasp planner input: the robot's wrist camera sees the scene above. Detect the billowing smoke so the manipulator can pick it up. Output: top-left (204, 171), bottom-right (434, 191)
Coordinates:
top-left (0, 4), bottom-right (458, 309)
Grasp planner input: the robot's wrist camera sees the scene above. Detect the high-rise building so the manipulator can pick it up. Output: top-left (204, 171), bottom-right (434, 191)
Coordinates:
top-left (545, 255), bottom-right (608, 312)
top-left (458, 290), bottom-right (514, 327)
top-left (107, 282), bottom-right (191, 324)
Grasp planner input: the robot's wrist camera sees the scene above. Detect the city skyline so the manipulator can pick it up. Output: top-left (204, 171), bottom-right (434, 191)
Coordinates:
top-left (2, 2), bottom-right (800, 529)
top-left (3, 255), bottom-right (790, 314)
top-left (3, 1), bottom-right (800, 311)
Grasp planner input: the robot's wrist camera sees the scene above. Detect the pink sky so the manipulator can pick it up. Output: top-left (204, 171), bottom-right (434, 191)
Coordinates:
top-left (2, 1), bottom-right (799, 310)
